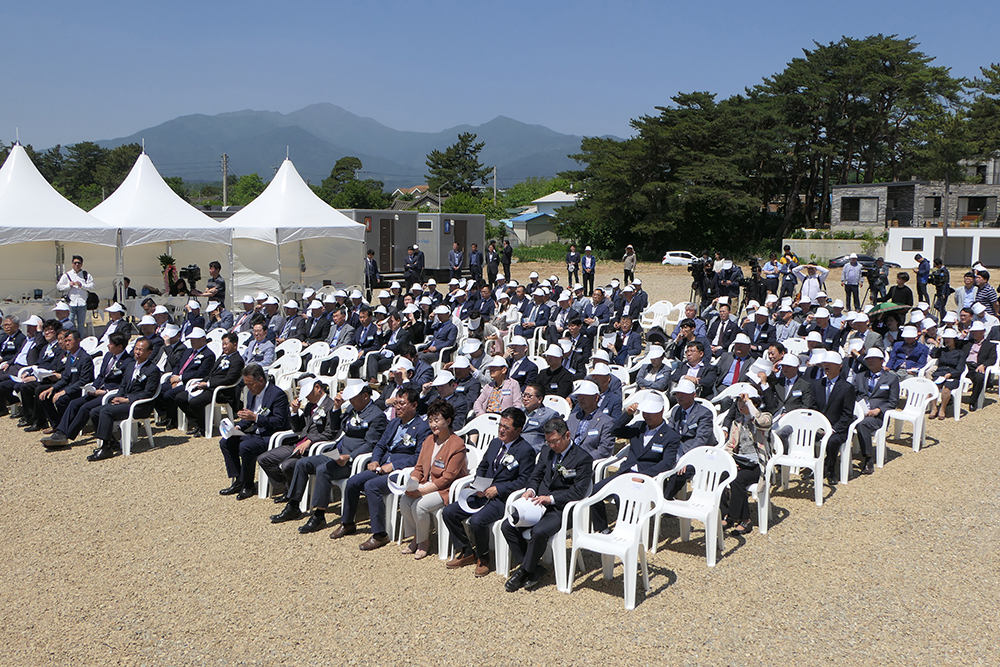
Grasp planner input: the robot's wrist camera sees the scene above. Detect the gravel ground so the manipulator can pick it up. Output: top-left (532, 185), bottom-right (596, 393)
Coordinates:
top-left (2, 260), bottom-right (999, 666)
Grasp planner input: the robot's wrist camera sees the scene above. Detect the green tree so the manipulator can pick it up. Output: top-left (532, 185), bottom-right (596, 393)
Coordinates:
top-left (164, 176), bottom-right (190, 203)
top-left (502, 176), bottom-right (572, 208)
top-left (55, 141), bottom-right (109, 204)
top-left (968, 63), bottom-right (1000, 159)
top-left (228, 173), bottom-right (266, 206)
top-left (425, 132), bottom-right (490, 194)
top-left (319, 156), bottom-right (364, 199)
top-left (327, 178), bottom-right (391, 209)
top-left (95, 143), bottom-right (142, 196)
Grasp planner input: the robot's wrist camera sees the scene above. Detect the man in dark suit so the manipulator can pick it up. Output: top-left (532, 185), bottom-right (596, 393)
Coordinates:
top-left (154, 328), bottom-right (216, 430)
top-left (329, 389), bottom-right (431, 549)
top-left (0, 315), bottom-right (28, 368)
top-left (179, 300), bottom-right (206, 341)
top-left (301, 301), bottom-right (331, 345)
top-left (599, 390), bottom-right (681, 531)
top-left (468, 243), bottom-right (484, 283)
top-left (16, 328), bottom-right (69, 431)
top-left (32, 329), bottom-right (95, 432)
top-left (537, 344), bottom-right (574, 399)
top-left (418, 306), bottom-right (457, 365)
top-left (502, 416), bottom-right (593, 592)
top-left (365, 249), bottom-right (380, 298)
top-left (797, 307), bottom-right (843, 351)
top-left (218, 363), bottom-right (291, 499)
top-left (714, 334), bottom-right (756, 397)
top-left (582, 288), bottom-right (612, 340)
top-left (515, 289), bottom-right (552, 338)
top-left (563, 317), bottom-right (592, 376)
top-left (505, 336), bottom-right (538, 389)
top-left (276, 301), bottom-right (307, 343)
top-left (418, 370), bottom-right (470, 431)
top-left (852, 348), bottom-right (900, 475)
top-left (707, 302), bottom-right (739, 357)
top-left (663, 379), bottom-right (718, 498)
top-left (964, 321), bottom-right (998, 410)
top-left (443, 407), bottom-right (536, 577)
top-left (87, 338), bottom-right (159, 461)
top-left (669, 340), bottom-right (718, 399)
top-left (607, 315), bottom-right (642, 366)
top-left (742, 308), bottom-right (776, 357)
top-left (760, 353), bottom-right (812, 421)
top-left (501, 240), bottom-right (513, 282)
top-left (486, 243), bottom-right (501, 288)
top-left (566, 381), bottom-right (617, 459)
top-left (361, 311), bottom-right (411, 381)
top-left (272, 382), bottom-right (388, 524)
top-left (0, 319), bottom-right (61, 417)
top-left (42, 333), bottom-right (131, 448)
top-left (175, 332), bottom-right (245, 438)
top-left (98, 303), bottom-right (132, 346)
top-left (809, 351), bottom-right (857, 482)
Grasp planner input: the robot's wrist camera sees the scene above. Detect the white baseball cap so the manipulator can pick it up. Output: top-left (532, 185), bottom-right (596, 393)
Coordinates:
top-left (139, 315), bottom-right (156, 326)
top-left (433, 305), bottom-right (450, 315)
top-left (298, 376), bottom-right (319, 401)
top-left (284, 300), bottom-right (299, 310)
top-left (853, 312), bottom-right (870, 324)
top-left (529, 271), bottom-right (539, 279)
top-left (449, 279), bottom-right (460, 286)
top-left (832, 299), bottom-right (844, 309)
top-left (187, 299), bottom-right (201, 310)
top-left (323, 294), bottom-right (337, 304)
top-left (187, 327), bottom-right (207, 339)
top-left (917, 301), bottom-right (930, 311)
top-left (431, 370), bottom-right (455, 386)
top-left (543, 344), bottom-right (564, 358)
top-left (427, 278), bottom-right (437, 286)
top-left (153, 305), bottom-right (169, 315)
top-left (391, 358), bottom-right (414, 373)
top-left (350, 290), bottom-right (363, 300)
top-left (264, 297), bottom-right (279, 306)
top-left (25, 315), bottom-right (43, 327)
top-left (591, 350), bottom-right (611, 364)
top-left (943, 312), bottom-right (958, 323)
top-left (104, 303), bottom-right (126, 313)
top-left (342, 378), bottom-right (366, 401)
top-left (971, 321), bottom-right (986, 332)
top-left (588, 363), bottom-right (611, 377)
top-left (638, 392), bottom-right (666, 413)
top-left (673, 379), bottom-right (697, 394)
top-left (53, 301), bottom-right (70, 312)
top-left (572, 380), bottom-right (600, 396)
top-left (585, 246), bottom-right (592, 251)
top-left (824, 351), bottom-right (843, 365)
top-left (972, 302), bottom-right (987, 315)
top-left (390, 281), bottom-right (402, 290)
top-left (941, 328), bottom-right (958, 339)
top-left (780, 353), bottom-right (800, 367)
top-left (815, 307), bottom-right (830, 319)
top-left (806, 331), bottom-right (823, 343)
top-left (922, 317), bottom-right (937, 329)
top-left (460, 340), bottom-right (482, 355)
top-left (485, 357), bottom-right (509, 370)
top-left (865, 347), bottom-right (885, 360)
top-left (242, 295), bottom-right (255, 305)
top-left (901, 325), bottom-right (919, 338)
top-left (849, 253), bottom-right (858, 259)
top-left (509, 335), bottom-right (528, 347)
top-left (647, 345), bottom-right (665, 360)
top-left (378, 290), bottom-right (391, 299)
top-left (733, 333), bottom-right (752, 345)
top-left (163, 323), bottom-right (181, 338)
top-left (205, 301), bottom-right (221, 313)
top-left (419, 297), bottom-right (433, 306)
top-left (335, 289), bottom-right (348, 298)
top-left (451, 356), bottom-right (472, 370)
top-left (402, 304), bottom-right (419, 315)
top-left (532, 288), bottom-right (548, 298)
top-left (256, 292), bottom-right (268, 301)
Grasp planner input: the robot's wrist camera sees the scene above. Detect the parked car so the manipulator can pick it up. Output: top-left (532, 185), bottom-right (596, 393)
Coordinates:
top-left (661, 251), bottom-right (698, 266)
top-left (827, 254), bottom-right (900, 269)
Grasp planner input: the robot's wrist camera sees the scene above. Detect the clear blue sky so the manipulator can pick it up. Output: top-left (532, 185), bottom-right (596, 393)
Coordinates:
top-left (2, 0), bottom-right (998, 148)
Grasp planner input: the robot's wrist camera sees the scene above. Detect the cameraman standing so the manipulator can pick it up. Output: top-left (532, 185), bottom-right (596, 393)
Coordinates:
top-left (190, 261), bottom-right (226, 305)
top-left (870, 258), bottom-right (889, 304)
top-left (931, 258), bottom-right (952, 319)
top-left (841, 254), bottom-right (863, 311)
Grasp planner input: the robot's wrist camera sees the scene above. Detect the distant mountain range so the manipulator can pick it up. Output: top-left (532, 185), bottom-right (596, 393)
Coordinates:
top-left (96, 103), bottom-right (602, 190)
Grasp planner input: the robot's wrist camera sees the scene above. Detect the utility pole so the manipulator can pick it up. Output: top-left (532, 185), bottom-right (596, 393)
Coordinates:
top-left (221, 153), bottom-right (228, 207)
top-left (493, 165), bottom-right (497, 204)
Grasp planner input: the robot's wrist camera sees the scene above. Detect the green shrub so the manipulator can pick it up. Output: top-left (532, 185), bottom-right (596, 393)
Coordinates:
top-left (789, 228), bottom-right (808, 239)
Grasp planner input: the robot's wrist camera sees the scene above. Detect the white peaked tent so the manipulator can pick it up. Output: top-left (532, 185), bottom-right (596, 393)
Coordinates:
top-left (90, 152), bottom-right (233, 305)
top-left (225, 158), bottom-right (365, 299)
top-left (0, 144), bottom-right (118, 300)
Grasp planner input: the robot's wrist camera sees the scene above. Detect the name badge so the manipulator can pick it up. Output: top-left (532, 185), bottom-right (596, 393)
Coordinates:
top-left (433, 460), bottom-right (446, 469)
top-left (792, 390), bottom-right (802, 397)
top-left (71, 368), bottom-right (79, 373)
top-left (587, 429), bottom-right (599, 437)
top-left (501, 389), bottom-right (511, 396)
top-left (879, 384), bottom-right (890, 391)
top-left (506, 460), bottom-right (519, 469)
top-left (603, 408), bottom-right (610, 414)
top-left (456, 387), bottom-right (466, 393)
top-left (561, 469), bottom-right (577, 479)
top-left (549, 383), bottom-right (558, 390)
top-left (528, 420), bottom-right (538, 427)
top-left (652, 444), bottom-right (664, 453)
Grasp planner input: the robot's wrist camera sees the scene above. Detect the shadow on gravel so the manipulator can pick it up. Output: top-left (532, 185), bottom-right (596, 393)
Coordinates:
top-left (566, 560), bottom-right (677, 609)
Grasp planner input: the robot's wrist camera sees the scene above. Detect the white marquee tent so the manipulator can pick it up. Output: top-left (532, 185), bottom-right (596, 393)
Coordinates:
top-left (225, 158), bottom-right (365, 300)
top-left (0, 144), bottom-right (118, 301)
top-left (90, 152), bottom-right (233, 305)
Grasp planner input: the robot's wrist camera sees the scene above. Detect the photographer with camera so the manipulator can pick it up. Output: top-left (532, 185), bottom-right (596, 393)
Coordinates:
top-left (778, 245), bottom-right (799, 299)
top-left (929, 258), bottom-right (952, 319)
top-left (717, 258), bottom-right (743, 301)
top-left (762, 253), bottom-right (780, 295)
top-left (190, 261), bottom-right (225, 305)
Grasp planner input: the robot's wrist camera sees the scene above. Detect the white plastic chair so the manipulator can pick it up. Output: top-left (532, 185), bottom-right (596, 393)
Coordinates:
top-left (257, 430), bottom-right (297, 499)
top-left (455, 413), bottom-right (501, 450)
top-left (543, 395), bottom-right (571, 419)
top-left (839, 401), bottom-right (868, 485)
top-left (956, 366), bottom-right (972, 419)
top-left (204, 381), bottom-right (242, 437)
top-left (607, 364), bottom-right (630, 389)
top-left (875, 376), bottom-right (938, 465)
top-left (431, 447), bottom-right (483, 560)
top-left (568, 473), bottom-right (661, 610)
top-left (273, 338), bottom-right (303, 359)
top-left (302, 341), bottom-right (331, 371)
top-left (764, 409), bottom-right (833, 507)
top-left (328, 345), bottom-right (360, 393)
top-left (79, 336), bottom-right (99, 355)
top-left (206, 329), bottom-right (225, 344)
top-left (97, 382), bottom-right (161, 456)
top-left (711, 382), bottom-right (758, 405)
top-left (652, 447), bottom-right (737, 567)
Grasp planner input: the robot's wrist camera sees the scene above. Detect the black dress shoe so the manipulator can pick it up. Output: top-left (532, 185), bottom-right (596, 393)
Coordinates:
top-left (236, 484), bottom-right (257, 500)
top-left (16, 419), bottom-right (29, 428)
top-left (186, 425), bottom-right (204, 436)
top-left (505, 568), bottom-right (528, 593)
top-left (270, 504), bottom-right (304, 523)
top-left (862, 458), bottom-right (875, 475)
top-left (298, 514), bottom-right (327, 534)
top-left (272, 495), bottom-right (292, 504)
top-left (219, 480), bottom-right (243, 496)
top-left (42, 432), bottom-right (70, 447)
top-left (87, 446), bottom-right (118, 462)
top-left (524, 565), bottom-right (547, 591)
top-left (23, 424), bottom-right (42, 433)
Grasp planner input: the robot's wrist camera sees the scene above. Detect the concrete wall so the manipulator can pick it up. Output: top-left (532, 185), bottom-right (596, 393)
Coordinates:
top-left (781, 239), bottom-right (883, 264)
top-left (885, 227), bottom-right (1000, 268)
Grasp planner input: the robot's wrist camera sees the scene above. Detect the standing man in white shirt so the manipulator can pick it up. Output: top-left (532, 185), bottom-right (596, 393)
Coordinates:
top-left (840, 253), bottom-right (863, 311)
top-left (57, 255), bottom-right (94, 333)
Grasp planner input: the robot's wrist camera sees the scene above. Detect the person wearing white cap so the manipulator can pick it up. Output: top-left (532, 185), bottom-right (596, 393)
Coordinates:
top-left (418, 305), bottom-right (458, 365)
top-left (773, 305), bottom-right (798, 343)
top-left (798, 306), bottom-right (840, 350)
top-left (99, 303), bottom-right (133, 345)
top-left (565, 380), bottom-right (617, 462)
top-left (51, 302), bottom-right (73, 330)
top-left (511, 383), bottom-right (560, 451)
top-left (500, 415), bottom-right (594, 593)
top-left (565, 243), bottom-right (581, 285)
top-left (760, 353), bottom-right (812, 420)
top-left (887, 325), bottom-right (929, 380)
top-left (151, 304), bottom-right (172, 337)
top-left (715, 333), bottom-right (754, 397)
top-left (375, 290), bottom-right (397, 317)
top-left (232, 295), bottom-right (259, 333)
top-left (718, 389), bottom-right (772, 534)
top-left (275, 301), bottom-right (305, 344)
top-left (929, 329), bottom-right (964, 419)
top-left (662, 378), bottom-right (718, 497)
top-left (0, 316), bottom-right (39, 387)
top-left (716, 256), bottom-right (744, 301)
top-left (135, 314), bottom-right (165, 361)
top-left (606, 314), bottom-right (642, 366)
top-left (259, 375), bottom-right (340, 507)
top-left (808, 349), bottom-right (856, 483)
top-left (851, 347), bottom-right (900, 475)
top-left (742, 306), bottom-right (775, 356)
top-left (242, 321), bottom-right (276, 369)
top-left (174, 332), bottom-right (246, 438)
top-left (448, 355), bottom-right (483, 405)
top-left (301, 300), bottom-right (331, 344)
top-left (474, 357), bottom-right (523, 417)
top-left (971, 301), bottom-right (1000, 340)
top-left (205, 301), bottom-right (234, 334)
top-left (843, 312), bottom-right (883, 364)
top-left (261, 298), bottom-right (284, 342)
top-left (583, 363), bottom-right (622, 421)
top-left (26, 328), bottom-right (96, 434)
top-left (581, 245), bottom-right (597, 296)
top-left (514, 288), bottom-right (552, 338)
top-left (56, 254), bottom-right (95, 332)
top-left (841, 253), bottom-right (863, 310)
top-left (180, 300), bottom-right (206, 341)
top-left (581, 287), bottom-right (612, 340)
top-left (792, 262), bottom-right (830, 306)
top-left (503, 335), bottom-right (538, 390)
top-left (537, 344), bottom-right (574, 398)
top-left (963, 320), bottom-right (997, 410)
top-left (828, 299), bottom-right (846, 328)
top-left (153, 326), bottom-right (215, 431)
top-left (158, 323), bottom-right (187, 372)
top-left (418, 370), bottom-right (469, 431)
top-left (635, 345), bottom-right (671, 391)
top-left (403, 244), bottom-right (423, 285)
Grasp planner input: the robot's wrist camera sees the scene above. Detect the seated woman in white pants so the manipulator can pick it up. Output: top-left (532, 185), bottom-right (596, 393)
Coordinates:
top-left (400, 399), bottom-right (468, 559)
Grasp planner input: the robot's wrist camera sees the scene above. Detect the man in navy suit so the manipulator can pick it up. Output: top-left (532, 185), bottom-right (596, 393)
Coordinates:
top-left (42, 333), bottom-right (131, 448)
top-left (329, 388), bottom-right (431, 550)
top-left (87, 338), bottom-right (160, 461)
top-left (809, 351), bottom-right (857, 483)
top-left (581, 246), bottom-right (597, 296)
top-left (582, 288), bottom-right (612, 340)
top-left (852, 348), bottom-right (900, 476)
top-left (707, 301), bottom-right (739, 357)
top-left (176, 332), bottom-right (246, 438)
top-left (502, 416), bottom-right (593, 592)
top-left (418, 306), bottom-right (457, 365)
top-left (742, 307), bottom-right (776, 357)
top-left (218, 363), bottom-right (291, 499)
top-left (505, 335), bottom-right (538, 389)
top-left (514, 289), bottom-right (552, 338)
top-left (597, 390), bottom-right (681, 531)
top-left (32, 329), bottom-right (95, 432)
top-left (607, 314), bottom-right (642, 366)
top-left (662, 378), bottom-right (718, 498)
top-left (154, 328), bottom-right (215, 430)
top-left (443, 407), bottom-right (535, 577)
top-left (179, 300), bottom-right (206, 340)
top-left (365, 249), bottom-right (380, 298)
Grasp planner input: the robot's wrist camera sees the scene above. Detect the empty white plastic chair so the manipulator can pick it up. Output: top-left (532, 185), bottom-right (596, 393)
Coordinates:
top-left (79, 336), bottom-right (99, 355)
top-left (273, 338), bottom-right (303, 359)
top-left (652, 447), bottom-right (737, 566)
top-left (568, 473), bottom-right (661, 610)
top-left (875, 376), bottom-right (938, 465)
top-left (765, 409), bottom-right (833, 507)
top-left (455, 413), bottom-right (501, 450)
top-left (543, 395), bottom-right (571, 419)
